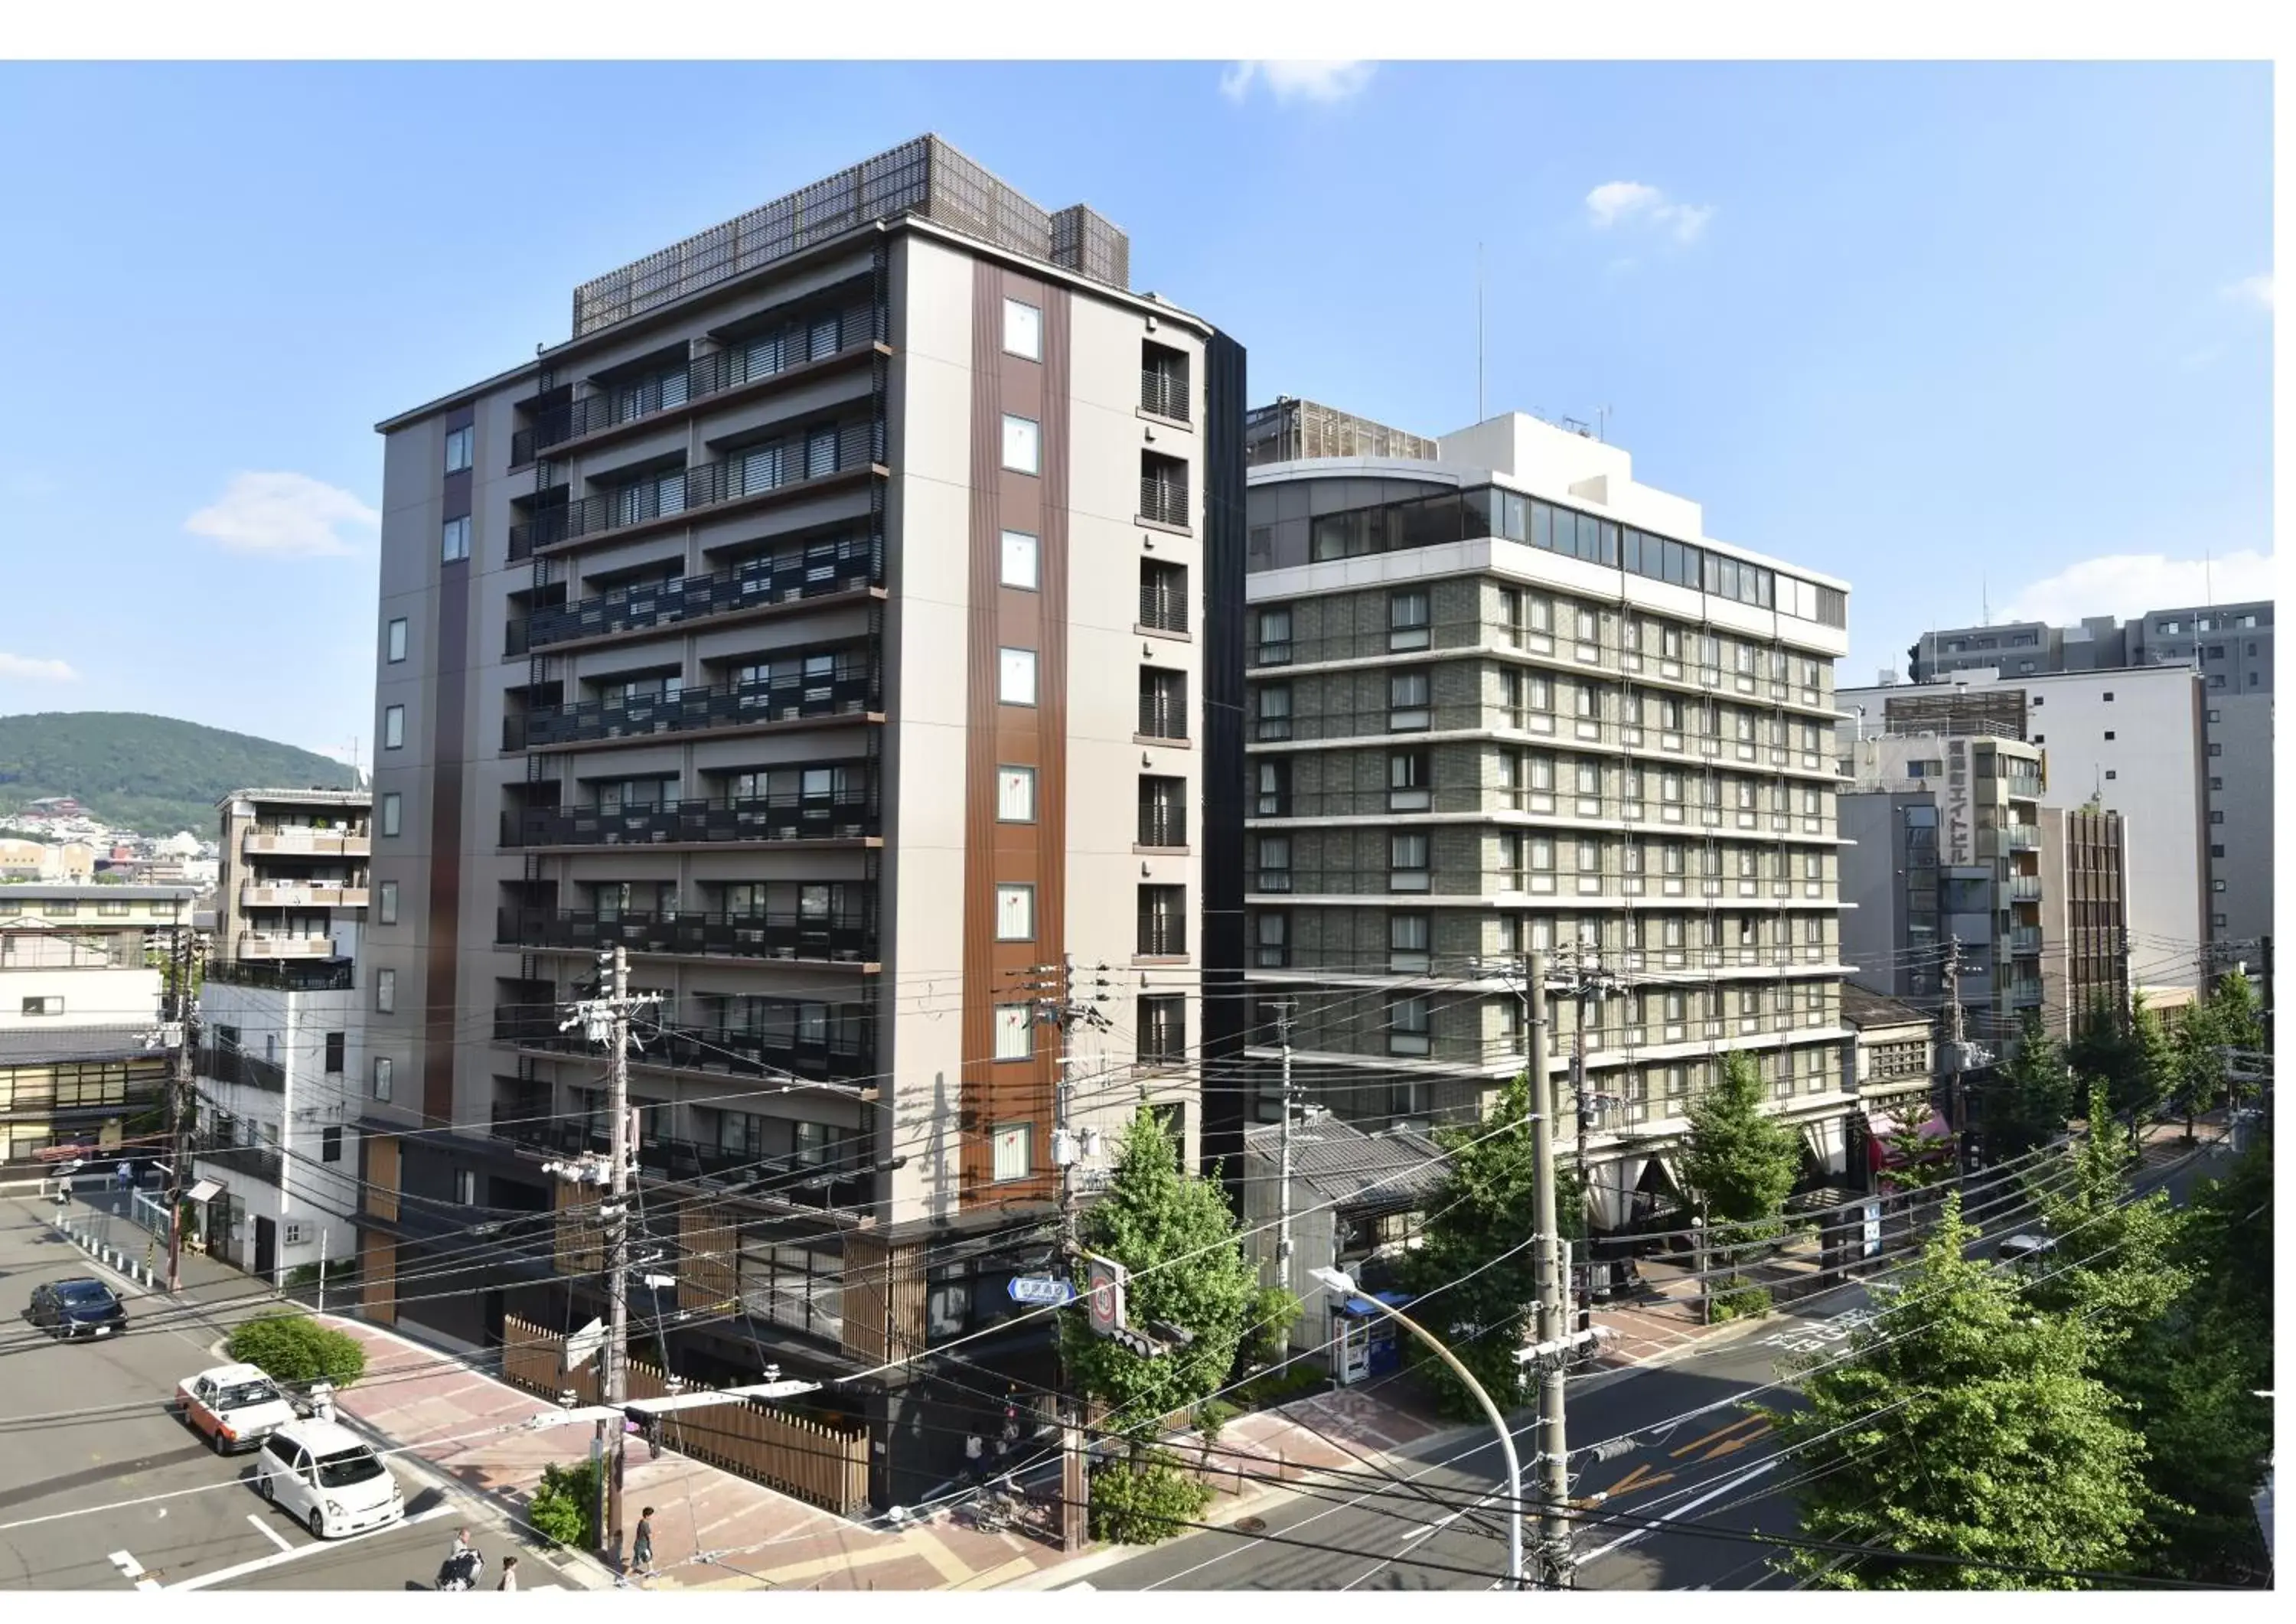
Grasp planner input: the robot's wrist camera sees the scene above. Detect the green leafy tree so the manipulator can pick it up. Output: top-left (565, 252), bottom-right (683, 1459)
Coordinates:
top-left (1403, 1075), bottom-right (1583, 1420)
top-left (2167, 999), bottom-right (2228, 1138)
top-left (1231, 1283), bottom-right (1302, 1378)
top-left (226, 1309), bottom-right (368, 1388)
top-left (2023, 1088), bottom-right (2190, 1346)
top-left (1060, 1106), bottom-right (1255, 1541)
top-left (1766, 1193), bottom-right (2155, 1588)
top-left (527, 1458), bottom-right (600, 1547)
top-left (2203, 969), bottom-right (2265, 1056)
top-left (1987, 1015), bottom-right (2075, 1161)
top-left (2068, 994), bottom-right (2164, 1125)
top-left (1678, 1051), bottom-right (1799, 1312)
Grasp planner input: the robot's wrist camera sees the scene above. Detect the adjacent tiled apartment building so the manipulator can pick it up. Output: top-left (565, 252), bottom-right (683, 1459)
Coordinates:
top-left (1905, 599), bottom-right (2271, 947)
top-left (191, 788), bottom-right (373, 1285)
top-left (359, 137), bottom-right (1244, 1505)
top-left (1240, 401), bottom-right (1857, 1229)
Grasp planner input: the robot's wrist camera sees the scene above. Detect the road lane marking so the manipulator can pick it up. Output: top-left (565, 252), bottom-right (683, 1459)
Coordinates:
top-left (1668, 1414), bottom-right (1765, 1459)
top-left (1698, 1423), bottom-right (1773, 1463)
top-left (135, 1580), bottom-right (161, 1592)
top-left (1577, 1458), bottom-right (1780, 1567)
top-left (165, 1502), bottom-right (455, 1590)
top-left (247, 1512), bottom-right (295, 1553)
top-left (109, 1551), bottom-right (142, 1578)
top-left (1602, 1464), bottom-right (1677, 1498)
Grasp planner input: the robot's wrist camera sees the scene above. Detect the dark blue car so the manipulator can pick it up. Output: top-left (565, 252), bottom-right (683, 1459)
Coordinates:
top-left (25, 1277), bottom-right (129, 1339)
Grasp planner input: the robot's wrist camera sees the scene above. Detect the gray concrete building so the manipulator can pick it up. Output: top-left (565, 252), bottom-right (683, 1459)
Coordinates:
top-left (1905, 599), bottom-right (2271, 947)
top-left (1241, 401), bottom-right (1857, 1234)
top-left (358, 136), bottom-right (1246, 1507)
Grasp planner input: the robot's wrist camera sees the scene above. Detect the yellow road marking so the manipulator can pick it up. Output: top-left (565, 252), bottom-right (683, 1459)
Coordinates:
top-left (1698, 1423), bottom-right (1773, 1463)
top-left (1668, 1414), bottom-right (1766, 1459)
top-left (1601, 1463), bottom-right (1677, 1499)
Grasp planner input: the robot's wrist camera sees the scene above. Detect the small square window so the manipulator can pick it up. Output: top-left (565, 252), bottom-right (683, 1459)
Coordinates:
top-left (455, 1169), bottom-right (478, 1205)
top-left (1000, 529), bottom-right (1039, 590)
top-left (2212, 879), bottom-right (2228, 893)
top-left (375, 969), bottom-right (396, 1014)
top-left (1001, 414), bottom-right (1041, 474)
top-left (386, 618), bottom-right (408, 664)
top-left (2033, 734), bottom-right (2045, 745)
top-left (372, 1056), bottom-right (393, 1101)
top-left (441, 515), bottom-right (471, 563)
top-left (444, 425), bottom-right (474, 475)
top-left (2211, 843), bottom-right (2226, 859)
top-left (2211, 810), bottom-right (2225, 824)
top-left (993, 1004), bottom-right (1033, 1061)
top-left (2210, 777), bottom-right (2223, 791)
top-left (2103, 730), bottom-right (2115, 742)
top-left (991, 1122), bottom-right (1032, 1182)
top-left (2104, 770), bottom-right (2117, 781)
top-left (383, 705), bottom-right (406, 750)
top-left (999, 647), bottom-right (1038, 706)
top-left (377, 879), bottom-right (399, 925)
top-left (2213, 912), bottom-right (2230, 927)
top-left (2209, 742), bottom-right (2223, 756)
top-left (997, 765), bottom-right (1036, 823)
top-left (1003, 298), bottom-right (1042, 361)
top-left (996, 884), bottom-right (1035, 941)
top-left (380, 793), bottom-right (402, 836)
top-left (321, 1127), bottom-right (344, 1163)
top-left (20, 996), bottom-right (64, 1017)
top-left (2208, 709), bottom-right (2221, 722)
top-left (2102, 691), bottom-right (2114, 702)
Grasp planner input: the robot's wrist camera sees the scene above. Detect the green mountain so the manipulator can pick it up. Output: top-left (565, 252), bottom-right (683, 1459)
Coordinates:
top-left (0, 712), bottom-right (360, 838)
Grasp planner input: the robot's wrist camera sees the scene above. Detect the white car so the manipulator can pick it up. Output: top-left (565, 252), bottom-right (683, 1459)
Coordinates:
top-left (175, 1362), bottom-right (297, 1454)
top-left (253, 1420), bottom-right (404, 1539)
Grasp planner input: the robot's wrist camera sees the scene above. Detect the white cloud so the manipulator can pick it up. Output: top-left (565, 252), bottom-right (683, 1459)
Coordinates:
top-left (2001, 549), bottom-right (2278, 627)
top-left (1219, 60), bottom-right (1375, 105)
top-left (0, 651), bottom-right (78, 682)
top-left (1585, 180), bottom-right (1715, 245)
top-left (2222, 273), bottom-right (2274, 312)
top-left (185, 471), bottom-right (379, 559)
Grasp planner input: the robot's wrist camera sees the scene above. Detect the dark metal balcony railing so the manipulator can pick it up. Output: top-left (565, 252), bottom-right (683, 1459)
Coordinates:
top-left (494, 1010), bottom-right (878, 1088)
top-left (1140, 368), bottom-right (1189, 422)
top-left (513, 300), bottom-right (882, 464)
top-left (1137, 903), bottom-right (1186, 958)
top-left (1138, 680), bottom-right (1189, 741)
top-left (192, 1133), bottom-right (284, 1187)
top-left (510, 419), bottom-right (884, 557)
top-left (520, 534), bottom-right (879, 652)
top-left (197, 1045), bottom-right (285, 1094)
top-left (496, 908), bottom-right (878, 964)
top-left (1137, 799), bottom-right (1186, 848)
top-left (507, 659), bottom-right (879, 752)
top-left (491, 1110), bottom-right (870, 1215)
top-left (205, 960), bottom-right (356, 993)
top-left (1139, 577), bottom-right (1188, 634)
top-left (1139, 475), bottom-right (1189, 530)
top-left (504, 784), bottom-right (879, 849)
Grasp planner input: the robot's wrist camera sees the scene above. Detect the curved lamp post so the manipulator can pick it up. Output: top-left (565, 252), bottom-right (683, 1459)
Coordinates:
top-left (1310, 1265), bottom-right (1522, 1589)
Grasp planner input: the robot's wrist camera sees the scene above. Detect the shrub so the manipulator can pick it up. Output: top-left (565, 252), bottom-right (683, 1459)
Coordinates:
top-left (1237, 1361), bottom-right (1326, 1410)
top-left (1709, 1280), bottom-right (1773, 1322)
top-left (225, 1309), bottom-right (367, 1388)
top-left (529, 1459), bottom-right (600, 1547)
top-left (1088, 1450), bottom-right (1214, 1545)
top-left (1195, 1397), bottom-right (1241, 1439)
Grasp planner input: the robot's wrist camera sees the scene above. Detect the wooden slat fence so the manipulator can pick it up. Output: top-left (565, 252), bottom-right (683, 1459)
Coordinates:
top-left (498, 1316), bottom-right (869, 1517)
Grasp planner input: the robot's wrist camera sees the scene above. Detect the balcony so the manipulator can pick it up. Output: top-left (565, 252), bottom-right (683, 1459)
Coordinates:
top-left (496, 908), bottom-right (878, 965)
top-left (207, 959), bottom-right (357, 993)
top-left (2006, 823), bottom-right (2042, 852)
top-left (1139, 474), bottom-right (1190, 531)
top-left (512, 300), bottom-right (882, 464)
top-left (236, 933), bottom-right (339, 959)
top-left (191, 1133), bottom-right (284, 1188)
top-left (1140, 368), bottom-right (1189, 423)
top-left (1139, 574), bottom-right (1189, 634)
top-left (2011, 926), bottom-right (2043, 956)
top-left (197, 1045), bottom-right (285, 1095)
top-left (519, 534), bottom-right (880, 653)
top-left (239, 884), bottom-right (367, 909)
top-left (490, 1110), bottom-right (872, 1215)
top-left (2009, 980), bottom-right (2045, 1009)
top-left (243, 829), bottom-right (370, 858)
top-left (507, 660), bottom-right (879, 752)
top-left (508, 420), bottom-right (885, 558)
top-left (1138, 677), bottom-right (1189, 742)
top-left (2007, 875), bottom-right (2043, 904)
top-left (1137, 800), bottom-right (1187, 850)
top-left (504, 785), bottom-right (879, 850)
top-left (495, 1010), bottom-right (877, 1089)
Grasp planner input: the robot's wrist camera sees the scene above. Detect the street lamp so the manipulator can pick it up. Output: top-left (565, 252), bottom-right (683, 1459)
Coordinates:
top-left (1309, 1266), bottom-right (1522, 1590)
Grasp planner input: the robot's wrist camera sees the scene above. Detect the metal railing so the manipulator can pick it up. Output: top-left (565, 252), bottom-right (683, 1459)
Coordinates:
top-left (1139, 576), bottom-right (1188, 634)
top-left (191, 1134), bottom-right (284, 1188)
top-left (495, 1013), bottom-right (878, 1088)
top-left (207, 960), bottom-right (355, 993)
top-left (1139, 474), bottom-right (1189, 530)
top-left (1137, 797), bottom-right (1186, 848)
top-left (2009, 980), bottom-right (2045, 1008)
top-left (239, 884), bottom-right (367, 908)
top-left (197, 1045), bottom-right (285, 1094)
top-left (243, 829), bottom-right (370, 856)
top-left (520, 534), bottom-right (879, 651)
top-left (1254, 944), bottom-right (1841, 979)
top-left (495, 908), bottom-right (879, 964)
top-left (236, 934), bottom-right (338, 960)
top-left (1244, 696), bottom-right (1832, 767)
top-left (2006, 823), bottom-right (2042, 851)
top-left (1140, 368), bottom-right (1189, 422)
top-left (513, 300), bottom-right (881, 463)
top-left (504, 784), bottom-right (879, 849)
top-left (509, 419), bottom-right (884, 557)
top-left (507, 659), bottom-right (879, 752)
top-left (491, 1110), bottom-right (869, 1215)
top-left (2011, 926), bottom-right (2044, 955)
top-left (1137, 903), bottom-right (1186, 958)
top-left (2007, 876), bottom-right (2043, 903)
top-left (1138, 680), bottom-right (1189, 741)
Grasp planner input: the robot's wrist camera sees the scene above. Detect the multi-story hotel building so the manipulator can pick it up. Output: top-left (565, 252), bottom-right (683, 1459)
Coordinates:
top-left (358, 137), bottom-right (1244, 1505)
top-left (1241, 401), bottom-right (1854, 1232)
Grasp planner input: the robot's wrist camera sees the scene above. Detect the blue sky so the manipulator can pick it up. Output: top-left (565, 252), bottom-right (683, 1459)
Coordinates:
top-left (0, 60), bottom-right (2272, 764)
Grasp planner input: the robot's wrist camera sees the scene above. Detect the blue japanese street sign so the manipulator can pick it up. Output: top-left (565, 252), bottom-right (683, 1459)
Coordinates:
top-left (1007, 1276), bottom-right (1078, 1306)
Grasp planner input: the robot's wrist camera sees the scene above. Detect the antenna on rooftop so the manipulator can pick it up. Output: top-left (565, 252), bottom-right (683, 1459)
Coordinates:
top-left (1476, 243), bottom-right (1486, 425)
top-left (1596, 405), bottom-right (1612, 443)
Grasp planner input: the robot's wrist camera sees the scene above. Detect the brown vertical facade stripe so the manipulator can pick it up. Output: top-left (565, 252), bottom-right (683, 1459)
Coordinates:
top-left (958, 260), bottom-right (1070, 1208)
top-left (424, 403), bottom-right (476, 1125)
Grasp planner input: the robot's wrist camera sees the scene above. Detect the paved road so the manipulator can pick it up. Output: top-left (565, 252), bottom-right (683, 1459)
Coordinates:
top-left (1075, 1132), bottom-right (2240, 1592)
top-left (0, 1196), bottom-right (556, 1592)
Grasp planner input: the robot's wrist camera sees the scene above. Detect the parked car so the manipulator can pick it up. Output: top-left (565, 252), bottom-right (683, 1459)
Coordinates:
top-left (1997, 1234), bottom-right (2056, 1273)
top-left (253, 1420), bottom-right (404, 1539)
top-left (174, 1362), bottom-right (298, 1453)
top-left (24, 1277), bottom-right (128, 1339)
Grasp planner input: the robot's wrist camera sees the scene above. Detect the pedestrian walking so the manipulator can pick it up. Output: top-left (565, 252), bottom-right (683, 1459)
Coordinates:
top-left (631, 1506), bottom-right (656, 1581)
top-left (497, 1555), bottom-right (519, 1592)
top-left (116, 1159), bottom-right (133, 1192)
top-left (964, 1432), bottom-right (985, 1485)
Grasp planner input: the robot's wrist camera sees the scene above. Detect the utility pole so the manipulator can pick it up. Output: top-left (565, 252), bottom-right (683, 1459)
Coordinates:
top-left (1942, 937), bottom-right (1969, 1171)
top-left (164, 912), bottom-right (201, 1293)
top-left (1564, 946), bottom-right (1621, 1334)
top-left (1030, 955), bottom-right (1107, 1555)
top-left (1524, 950), bottom-right (1572, 1589)
top-left (1274, 1000), bottom-right (1296, 1293)
top-left (546, 947), bottom-right (651, 1574)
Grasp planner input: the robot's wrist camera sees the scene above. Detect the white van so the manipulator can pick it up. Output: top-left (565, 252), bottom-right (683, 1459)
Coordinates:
top-left (253, 1420), bottom-right (404, 1539)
